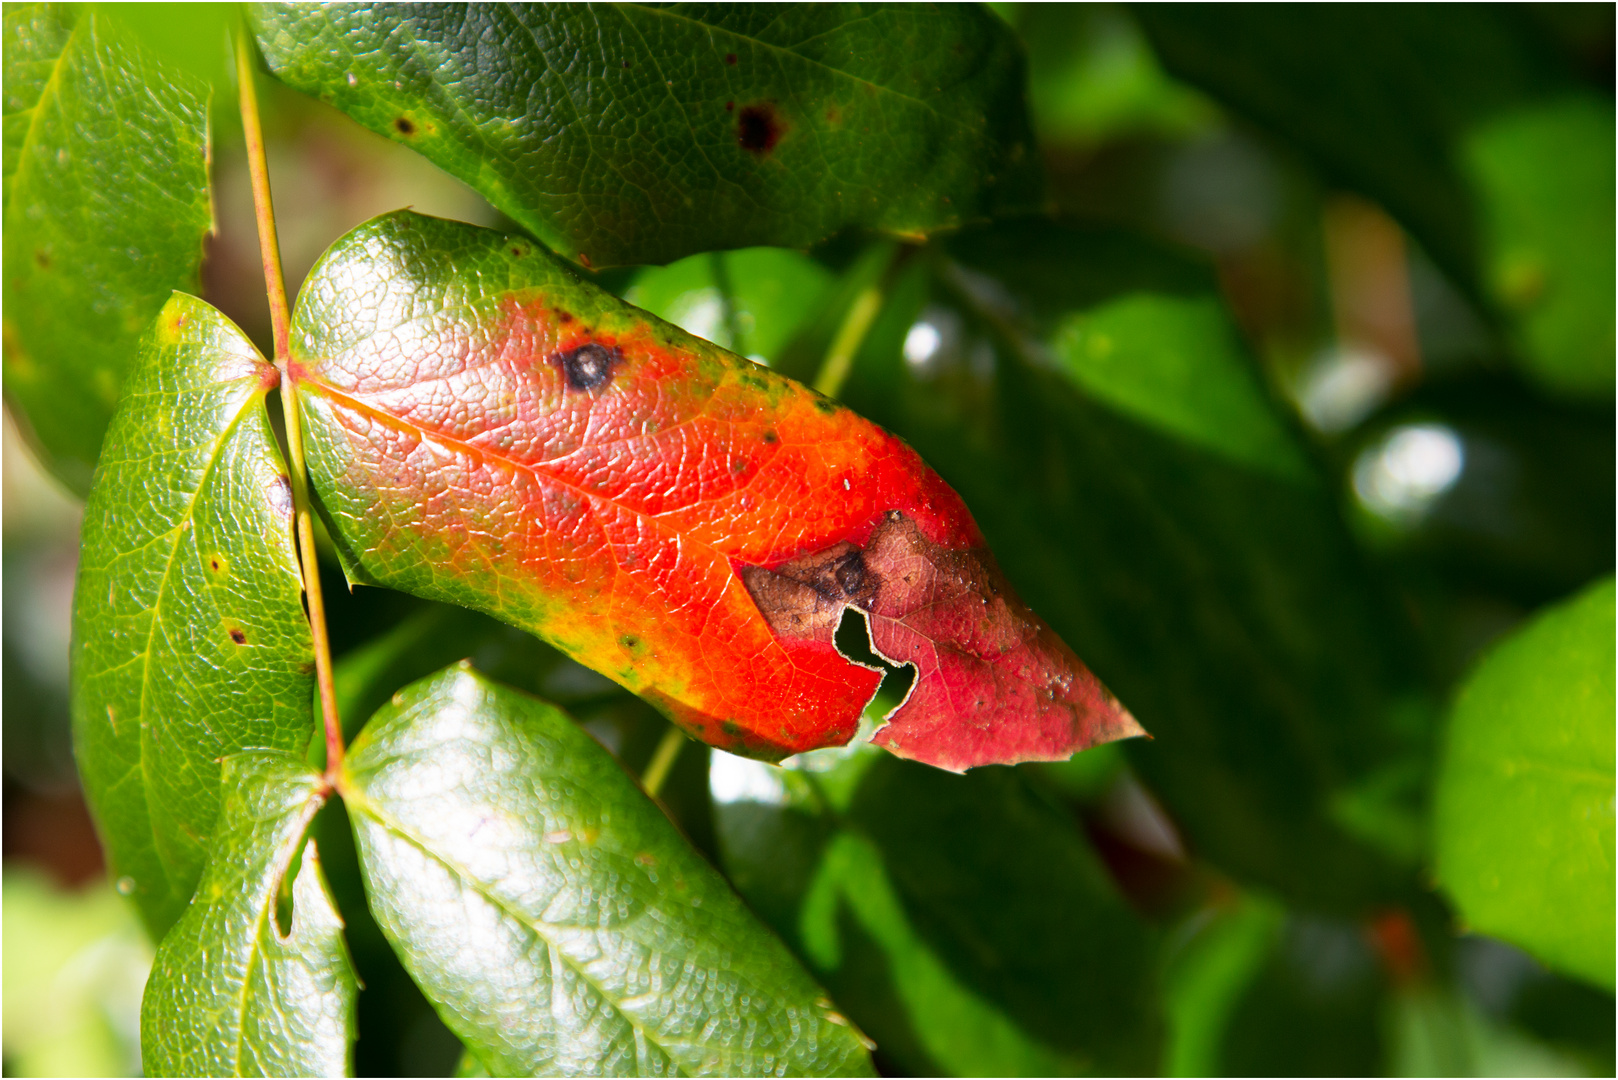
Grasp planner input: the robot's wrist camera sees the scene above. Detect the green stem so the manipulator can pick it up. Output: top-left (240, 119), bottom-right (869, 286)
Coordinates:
top-left (812, 243), bottom-right (910, 399)
top-left (641, 727), bottom-right (687, 799)
top-left (236, 31), bottom-right (345, 786)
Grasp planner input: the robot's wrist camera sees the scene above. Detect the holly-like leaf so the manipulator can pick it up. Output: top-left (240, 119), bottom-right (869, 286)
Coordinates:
top-left (832, 219), bottom-right (1425, 912)
top-left (1130, 4), bottom-right (1614, 399)
top-left (289, 211), bottom-right (1141, 770)
top-left (712, 748), bottom-right (1162, 1076)
top-left (340, 663), bottom-right (874, 1077)
top-left (3, 3), bottom-right (212, 492)
top-left (71, 294), bottom-right (315, 938)
top-left (1434, 576), bottom-right (1615, 991)
top-left (247, 3), bottom-right (1041, 269)
top-left (141, 752), bottom-right (356, 1078)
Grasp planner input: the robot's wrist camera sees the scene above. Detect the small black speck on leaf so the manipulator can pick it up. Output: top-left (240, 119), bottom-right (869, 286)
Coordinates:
top-left (763, 430), bottom-right (779, 444)
top-left (394, 117), bottom-right (416, 135)
top-left (229, 628), bottom-right (247, 645)
top-left (622, 59), bottom-right (631, 68)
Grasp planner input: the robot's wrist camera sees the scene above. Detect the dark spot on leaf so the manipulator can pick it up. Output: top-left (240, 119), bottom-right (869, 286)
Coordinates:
top-left (721, 719), bottom-right (742, 736)
top-left (725, 100), bottom-right (734, 112)
top-left (725, 52), bottom-right (738, 65)
top-left (826, 106), bottom-right (841, 123)
top-left (510, 245), bottom-right (526, 257)
top-left (229, 628), bottom-right (247, 645)
top-left (209, 559), bottom-right (220, 571)
top-left (394, 117), bottom-right (416, 135)
top-left (33, 249), bottom-right (49, 269)
top-left (814, 397), bottom-right (838, 414)
top-left (731, 456), bottom-right (749, 474)
top-left (622, 59), bottom-right (631, 68)
top-left (554, 342), bottom-right (620, 392)
top-left (578, 252), bottom-right (593, 269)
top-left (556, 311), bottom-right (573, 323)
top-left (763, 430), bottom-right (778, 444)
top-left (833, 551), bottom-right (866, 596)
top-left (737, 103), bottom-right (784, 154)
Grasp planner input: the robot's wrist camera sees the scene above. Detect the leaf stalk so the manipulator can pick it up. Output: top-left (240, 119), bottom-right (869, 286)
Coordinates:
top-left (641, 726), bottom-right (687, 799)
top-left (235, 30), bottom-right (345, 785)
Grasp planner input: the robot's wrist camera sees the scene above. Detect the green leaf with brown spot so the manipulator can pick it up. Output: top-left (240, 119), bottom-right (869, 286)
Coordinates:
top-left (70, 294), bottom-right (315, 938)
top-left (248, 3), bottom-right (1041, 268)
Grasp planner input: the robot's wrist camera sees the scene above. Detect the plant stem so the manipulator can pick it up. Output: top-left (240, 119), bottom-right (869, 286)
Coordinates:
top-left (236, 31), bottom-right (345, 785)
top-left (812, 243), bottom-right (909, 400)
top-left (641, 726), bottom-right (687, 799)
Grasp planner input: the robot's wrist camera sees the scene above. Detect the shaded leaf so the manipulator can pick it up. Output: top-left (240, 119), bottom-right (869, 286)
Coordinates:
top-left (70, 294), bottom-right (315, 937)
top-left (248, 3), bottom-right (1041, 268)
top-left (834, 219), bottom-right (1425, 911)
top-left (1160, 895), bottom-right (1283, 1076)
top-left (712, 748), bottom-right (1162, 1076)
top-left (1130, 4), bottom-right (1614, 399)
top-left (341, 663), bottom-right (874, 1077)
top-left (288, 211), bottom-right (1138, 769)
top-left (141, 752), bottom-right (356, 1078)
top-left (2, 3), bottom-right (213, 492)
top-left (1434, 576), bottom-right (1615, 991)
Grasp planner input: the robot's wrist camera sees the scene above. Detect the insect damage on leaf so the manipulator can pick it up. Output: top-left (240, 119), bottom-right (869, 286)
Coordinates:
top-left (744, 511), bottom-right (1144, 771)
top-left (288, 211), bottom-right (1142, 770)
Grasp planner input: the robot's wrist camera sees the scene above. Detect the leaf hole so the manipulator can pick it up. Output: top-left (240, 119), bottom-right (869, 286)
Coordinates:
top-left (834, 608), bottom-right (915, 716)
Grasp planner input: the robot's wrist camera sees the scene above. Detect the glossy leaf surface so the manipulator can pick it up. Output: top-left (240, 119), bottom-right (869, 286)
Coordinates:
top-left (3, 3), bottom-right (212, 491)
top-left (289, 211), bottom-right (1140, 769)
top-left (71, 294), bottom-right (315, 937)
top-left (248, 3), bottom-right (1040, 268)
top-left (1435, 576), bottom-right (1615, 990)
top-left (833, 220), bottom-right (1424, 911)
top-left (341, 664), bottom-right (874, 1077)
top-left (712, 748), bottom-right (1161, 1076)
top-left (141, 752), bottom-right (356, 1078)
top-left (1131, 4), bottom-right (1614, 399)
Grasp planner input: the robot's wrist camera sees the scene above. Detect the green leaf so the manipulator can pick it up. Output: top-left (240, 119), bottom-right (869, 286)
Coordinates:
top-left (248, 3), bottom-right (1041, 268)
top-left (1130, 5), bottom-right (1614, 399)
top-left (1160, 895), bottom-right (1283, 1076)
top-left (835, 219), bottom-right (1425, 912)
top-left (712, 748), bottom-right (1162, 1076)
top-left (1461, 98), bottom-right (1616, 399)
top-left (141, 752), bottom-right (356, 1078)
top-left (1434, 576), bottom-right (1615, 991)
top-left (3, 3), bottom-right (213, 492)
top-left (70, 294), bottom-right (316, 938)
top-left (624, 248), bottom-right (835, 365)
top-left (341, 664), bottom-right (874, 1077)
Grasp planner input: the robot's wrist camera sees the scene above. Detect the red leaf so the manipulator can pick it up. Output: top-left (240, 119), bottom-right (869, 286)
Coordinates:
top-left (290, 212), bottom-right (1143, 768)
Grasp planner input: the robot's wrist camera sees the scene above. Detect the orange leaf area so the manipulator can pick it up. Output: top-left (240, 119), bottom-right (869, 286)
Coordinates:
top-left (290, 213), bottom-right (1141, 767)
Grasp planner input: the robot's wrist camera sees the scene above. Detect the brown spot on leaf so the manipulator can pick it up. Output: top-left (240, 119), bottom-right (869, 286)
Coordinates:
top-left (578, 252), bottom-right (593, 269)
top-left (762, 430), bottom-right (778, 444)
top-left (622, 59), bottom-right (631, 69)
top-left (394, 117), bottom-right (416, 135)
top-left (229, 628), bottom-right (248, 645)
top-left (554, 342), bottom-right (620, 392)
top-left (737, 103), bottom-right (785, 154)
top-left (725, 52), bottom-right (738, 65)
top-left (33, 249), bottom-right (50, 269)
top-left (725, 100), bottom-right (734, 112)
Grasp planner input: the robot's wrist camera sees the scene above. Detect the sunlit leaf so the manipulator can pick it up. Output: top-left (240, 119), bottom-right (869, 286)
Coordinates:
top-left (341, 664), bottom-right (874, 1077)
top-left (2, 3), bottom-right (212, 491)
top-left (1435, 576), bottom-right (1615, 991)
top-left (141, 752), bottom-right (356, 1078)
top-left (70, 294), bottom-right (314, 937)
top-left (288, 211), bottom-right (1140, 770)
